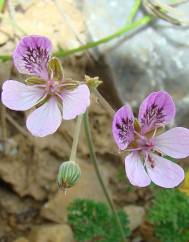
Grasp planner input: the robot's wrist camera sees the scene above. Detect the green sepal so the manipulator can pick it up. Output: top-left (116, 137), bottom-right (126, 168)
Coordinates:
top-left (134, 118), bottom-right (141, 133)
top-left (48, 57), bottom-right (64, 82)
top-left (59, 80), bottom-right (80, 92)
top-left (84, 75), bottom-right (102, 90)
top-left (35, 95), bottom-right (49, 109)
top-left (57, 161), bottom-right (81, 191)
top-left (25, 77), bottom-right (46, 85)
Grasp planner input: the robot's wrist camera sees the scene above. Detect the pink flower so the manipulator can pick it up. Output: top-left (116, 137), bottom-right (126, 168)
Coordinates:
top-left (1, 36), bottom-right (90, 137)
top-left (112, 91), bottom-right (189, 188)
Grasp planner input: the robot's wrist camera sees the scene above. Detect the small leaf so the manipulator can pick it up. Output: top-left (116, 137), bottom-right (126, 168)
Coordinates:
top-left (68, 199), bottom-right (130, 242)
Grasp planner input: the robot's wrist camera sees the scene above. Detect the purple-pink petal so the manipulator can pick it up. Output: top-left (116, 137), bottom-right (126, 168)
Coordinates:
top-left (155, 127), bottom-right (189, 158)
top-left (1, 80), bottom-right (45, 111)
top-left (26, 97), bottom-right (62, 137)
top-left (146, 153), bottom-right (184, 188)
top-left (125, 152), bottom-right (151, 187)
top-left (13, 35), bottom-right (52, 79)
top-left (112, 104), bottom-right (135, 150)
top-left (138, 91), bottom-right (176, 134)
top-left (62, 84), bottom-right (90, 120)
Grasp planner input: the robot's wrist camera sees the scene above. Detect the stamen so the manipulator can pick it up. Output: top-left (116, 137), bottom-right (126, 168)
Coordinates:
top-left (148, 154), bottom-right (155, 169)
top-left (55, 92), bottom-right (64, 101)
top-left (144, 152), bottom-right (148, 166)
top-left (126, 147), bottom-right (142, 152)
top-left (153, 147), bottom-right (164, 157)
top-left (152, 128), bottom-right (157, 137)
top-left (134, 131), bottom-right (146, 140)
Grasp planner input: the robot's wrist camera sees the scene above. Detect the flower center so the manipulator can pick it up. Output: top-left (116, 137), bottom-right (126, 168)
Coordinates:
top-left (134, 131), bottom-right (155, 152)
top-left (140, 138), bottom-right (154, 151)
top-left (46, 80), bottom-right (60, 94)
top-left (44, 79), bottom-right (79, 98)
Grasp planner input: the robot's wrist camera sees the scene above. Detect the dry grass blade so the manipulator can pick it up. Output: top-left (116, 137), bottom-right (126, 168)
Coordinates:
top-left (142, 0), bottom-right (189, 25)
top-left (5, 113), bottom-right (31, 139)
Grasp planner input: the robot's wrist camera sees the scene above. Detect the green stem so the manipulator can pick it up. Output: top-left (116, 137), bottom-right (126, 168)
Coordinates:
top-left (0, 55), bottom-right (12, 61)
top-left (83, 111), bottom-right (127, 242)
top-left (0, 0), bottom-right (5, 12)
top-left (127, 0), bottom-right (142, 23)
top-left (0, 15), bottom-right (152, 62)
top-left (70, 115), bottom-right (83, 161)
top-left (54, 15), bottom-right (152, 57)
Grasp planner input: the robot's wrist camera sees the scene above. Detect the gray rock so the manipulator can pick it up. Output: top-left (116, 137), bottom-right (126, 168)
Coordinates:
top-left (82, 0), bottom-right (189, 126)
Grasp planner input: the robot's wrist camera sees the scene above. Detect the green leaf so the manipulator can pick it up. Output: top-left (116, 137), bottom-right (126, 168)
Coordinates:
top-left (67, 199), bottom-right (130, 242)
top-left (148, 189), bottom-right (189, 242)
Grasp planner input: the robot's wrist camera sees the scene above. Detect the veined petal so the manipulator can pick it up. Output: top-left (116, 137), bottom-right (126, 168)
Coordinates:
top-left (155, 127), bottom-right (189, 158)
top-left (125, 152), bottom-right (151, 187)
top-left (26, 97), bottom-right (62, 137)
top-left (62, 84), bottom-right (90, 120)
top-left (13, 35), bottom-right (52, 79)
top-left (112, 104), bottom-right (134, 150)
top-left (138, 91), bottom-right (176, 134)
top-left (1, 80), bottom-right (45, 111)
top-left (146, 153), bottom-right (184, 188)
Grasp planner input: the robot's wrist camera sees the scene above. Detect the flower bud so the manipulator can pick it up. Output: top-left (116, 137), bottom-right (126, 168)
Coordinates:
top-left (84, 75), bottom-right (102, 89)
top-left (57, 161), bottom-right (81, 190)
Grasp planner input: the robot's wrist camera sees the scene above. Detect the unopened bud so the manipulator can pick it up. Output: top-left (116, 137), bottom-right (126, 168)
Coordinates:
top-left (85, 75), bottom-right (102, 89)
top-left (57, 161), bottom-right (81, 191)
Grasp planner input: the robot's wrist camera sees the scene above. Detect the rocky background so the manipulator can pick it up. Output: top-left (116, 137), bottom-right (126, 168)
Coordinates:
top-left (0, 0), bottom-right (189, 241)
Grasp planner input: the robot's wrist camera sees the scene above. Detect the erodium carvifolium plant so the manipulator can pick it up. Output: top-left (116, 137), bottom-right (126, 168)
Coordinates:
top-left (2, 36), bottom-right (189, 190)
top-left (148, 189), bottom-right (189, 242)
top-left (67, 199), bottom-right (130, 242)
top-left (112, 91), bottom-right (189, 188)
top-left (1, 35), bottom-right (90, 137)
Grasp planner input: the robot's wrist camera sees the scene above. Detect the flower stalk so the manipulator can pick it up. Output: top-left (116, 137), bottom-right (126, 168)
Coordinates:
top-left (70, 114), bottom-right (83, 161)
top-left (93, 88), bottom-right (115, 117)
top-left (127, 0), bottom-right (142, 23)
top-left (83, 111), bottom-right (127, 242)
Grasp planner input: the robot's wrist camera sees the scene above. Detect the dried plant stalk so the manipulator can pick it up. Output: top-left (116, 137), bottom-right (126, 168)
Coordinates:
top-left (143, 0), bottom-right (189, 25)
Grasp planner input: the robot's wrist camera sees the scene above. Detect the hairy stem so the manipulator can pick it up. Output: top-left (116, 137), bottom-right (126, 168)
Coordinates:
top-left (83, 111), bottom-right (127, 242)
top-left (93, 89), bottom-right (115, 117)
top-left (70, 115), bottom-right (83, 161)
